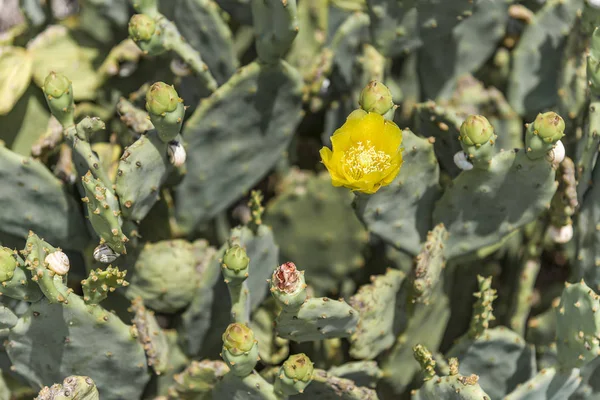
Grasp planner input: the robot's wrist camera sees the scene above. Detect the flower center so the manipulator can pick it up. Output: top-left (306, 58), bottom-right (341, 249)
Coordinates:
top-left (342, 140), bottom-right (391, 179)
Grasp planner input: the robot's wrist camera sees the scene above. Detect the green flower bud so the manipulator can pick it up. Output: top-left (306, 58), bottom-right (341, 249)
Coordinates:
top-left (42, 71), bottom-right (75, 127)
top-left (274, 354), bottom-right (314, 396)
top-left (282, 354), bottom-right (313, 382)
top-left (146, 82), bottom-right (179, 116)
top-left (222, 323), bottom-right (255, 355)
top-left (359, 80), bottom-right (394, 115)
top-left (533, 112), bottom-right (565, 143)
top-left (222, 245), bottom-right (249, 272)
top-left (459, 115), bottom-right (495, 146)
top-left (346, 108), bottom-right (368, 121)
top-left (43, 72), bottom-right (71, 98)
top-left (128, 14), bottom-right (156, 43)
top-left (0, 247), bottom-right (16, 282)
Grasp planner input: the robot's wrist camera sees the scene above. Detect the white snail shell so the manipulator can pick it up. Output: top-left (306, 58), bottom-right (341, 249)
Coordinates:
top-left (547, 224), bottom-right (573, 244)
top-left (589, 0), bottom-right (600, 9)
top-left (45, 251), bottom-right (70, 275)
top-left (168, 141), bottom-right (187, 167)
top-left (93, 244), bottom-right (119, 263)
top-left (546, 140), bottom-right (565, 165)
top-left (453, 151), bottom-right (474, 171)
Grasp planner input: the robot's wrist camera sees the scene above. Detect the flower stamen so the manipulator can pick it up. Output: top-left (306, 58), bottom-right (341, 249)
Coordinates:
top-left (342, 140), bottom-right (391, 180)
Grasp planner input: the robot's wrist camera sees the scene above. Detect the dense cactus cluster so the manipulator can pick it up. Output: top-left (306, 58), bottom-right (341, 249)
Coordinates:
top-left (2, 0), bottom-right (600, 399)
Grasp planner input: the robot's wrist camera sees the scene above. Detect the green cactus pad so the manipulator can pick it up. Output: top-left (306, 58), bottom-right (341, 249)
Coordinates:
top-left (131, 297), bottom-right (169, 375)
top-left (250, 298), bottom-right (290, 365)
top-left (467, 275), bottom-right (498, 339)
top-left (116, 97), bottom-right (154, 135)
top-left (35, 376), bottom-right (99, 400)
top-left (447, 327), bottom-right (537, 399)
top-left (275, 297), bottom-right (359, 343)
top-left (548, 157), bottom-right (577, 230)
top-left (557, 21), bottom-right (588, 126)
top-left (28, 25), bottom-right (100, 101)
top-left (174, 242), bottom-right (223, 357)
top-left (128, 10), bottom-right (218, 91)
top-left (22, 233), bottom-right (69, 303)
top-left (349, 268), bottom-right (405, 360)
top-left (0, 84), bottom-right (52, 157)
top-left (576, 101), bottom-right (600, 203)
top-left (131, 0), bottom-right (159, 16)
top-left (414, 101), bottom-right (464, 177)
top-left (433, 149), bottom-right (557, 260)
top-left (0, 146), bottom-right (88, 250)
top-left (0, 47), bottom-right (33, 116)
top-left (251, 0), bottom-right (299, 64)
top-left (412, 371), bottom-right (491, 400)
top-left (555, 280), bottom-right (600, 369)
top-left (81, 266), bottom-right (128, 305)
top-left (354, 129), bottom-right (441, 256)
top-left (295, 369), bottom-right (379, 400)
top-left (172, 0), bottom-right (238, 84)
top-left (167, 359), bottom-right (229, 399)
top-left (588, 27), bottom-right (600, 97)
top-left (81, 171), bottom-right (127, 255)
top-left (7, 295), bottom-right (150, 400)
top-left (286, 0), bottom-right (329, 76)
top-left (575, 153), bottom-right (600, 290)
top-left (381, 288), bottom-right (450, 394)
top-left (213, 372), bottom-right (280, 400)
top-left (327, 361), bottom-right (383, 389)
top-left (421, 4), bottom-right (511, 98)
top-left (330, 12), bottom-right (370, 92)
top-left (507, 0), bottom-right (583, 117)
top-left (503, 367), bottom-right (580, 400)
top-left (0, 305), bottom-right (18, 330)
top-left (175, 60), bottom-right (303, 232)
top-left (265, 170), bottom-right (368, 294)
top-left (115, 130), bottom-right (172, 222)
top-left (366, 0), bottom-right (473, 58)
top-left (410, 224), bottom-right (448, 305)
top-left (126, 240), bottom-right (198, 313)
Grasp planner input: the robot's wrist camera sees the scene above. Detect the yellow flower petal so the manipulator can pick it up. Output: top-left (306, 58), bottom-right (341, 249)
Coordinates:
top-left (319, 110), bottom-right (404, 194)
top-left (320, 146), bottom-right (345, 185)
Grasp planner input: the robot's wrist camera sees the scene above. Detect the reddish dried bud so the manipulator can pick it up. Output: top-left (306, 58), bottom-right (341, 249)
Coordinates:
top-left (270, 262), bottom-right (307, 309)
top-left (273, 262), bottom-right (301, 293)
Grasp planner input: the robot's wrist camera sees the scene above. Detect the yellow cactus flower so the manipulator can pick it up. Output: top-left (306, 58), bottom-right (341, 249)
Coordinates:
top-left (319, 110), bottom-right (403, 194)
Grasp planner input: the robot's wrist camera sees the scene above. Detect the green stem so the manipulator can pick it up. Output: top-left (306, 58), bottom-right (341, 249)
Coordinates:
top-left (64, 126), bottom-right (113, 191)
top-left (35, 273), bottom-right (68, 304)
top-left (508, 222), bottom-right (545, 336)
top-left (215, 211), bottom-right (231, 247)
top-left (157, 16), bottom-right (218, 92)
top-left (227, 281), bottom-right (250, 323)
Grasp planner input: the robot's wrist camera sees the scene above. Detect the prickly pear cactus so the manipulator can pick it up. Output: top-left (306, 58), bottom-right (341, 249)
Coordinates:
top-left (0, 0), bottom-right (599, 398)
